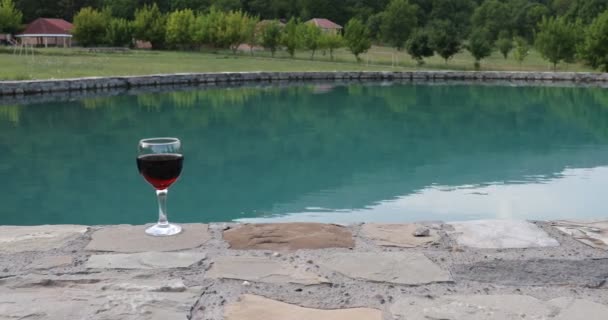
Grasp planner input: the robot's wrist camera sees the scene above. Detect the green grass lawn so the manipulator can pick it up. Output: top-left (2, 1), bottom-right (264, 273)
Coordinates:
top-left (0, 45), bottom-right (596, 81)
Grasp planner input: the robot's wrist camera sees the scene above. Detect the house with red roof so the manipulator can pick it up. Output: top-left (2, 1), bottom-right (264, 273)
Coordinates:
top-left (306, 18), bottom-right (343, 34)
top-left (16, 18), bottom-right (74, 48)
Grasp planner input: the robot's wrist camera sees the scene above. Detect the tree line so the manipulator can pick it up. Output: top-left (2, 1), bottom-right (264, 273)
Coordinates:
top-left (1, 0), bottom-right (608, 71)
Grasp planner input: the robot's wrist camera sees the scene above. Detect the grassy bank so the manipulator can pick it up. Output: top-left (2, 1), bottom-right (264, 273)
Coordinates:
top-left (0, 46), bottom-right (595, 81)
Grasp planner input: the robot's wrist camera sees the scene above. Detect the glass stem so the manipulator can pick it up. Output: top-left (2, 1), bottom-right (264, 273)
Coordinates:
top-left (156, 189), bottom-right (169, 226)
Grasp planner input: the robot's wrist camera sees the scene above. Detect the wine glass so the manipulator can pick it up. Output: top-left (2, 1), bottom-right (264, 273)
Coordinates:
top-left (137, 137), bottom-right (183, 236)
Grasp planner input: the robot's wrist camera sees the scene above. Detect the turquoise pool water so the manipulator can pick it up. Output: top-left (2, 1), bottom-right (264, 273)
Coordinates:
top-left (2, 82), bottom-right (608, 225)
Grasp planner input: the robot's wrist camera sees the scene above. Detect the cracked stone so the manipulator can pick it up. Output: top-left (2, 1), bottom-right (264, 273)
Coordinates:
top-left (448, 220), bottom-right (559, 249)
top-left (0, 225), bottom-right (88, 253)
top-left (317, 252), bottom-right (451, 285)
top-left (86, 252), bottom-right (207, 269)
top-left (390, 295), bottom-right (608, 320)
top-left (360, 224), bottom-right (439, 247)
top-left (552, 220), bottom-right (608, 250)
top-left (224, 294), bottom-right (382, 320)
top-left (85, 224), bottom-right (211, 252)
top-left (206, 256), bottom-right (328, 285)
top-left (223, 223), bottom-right (354, 251)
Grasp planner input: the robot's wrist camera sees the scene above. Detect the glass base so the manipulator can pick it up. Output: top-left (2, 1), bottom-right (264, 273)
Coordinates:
top-left (145, 223), bottom-right (182, 236)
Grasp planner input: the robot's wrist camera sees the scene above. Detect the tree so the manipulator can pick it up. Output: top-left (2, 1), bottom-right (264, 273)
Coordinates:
top-left (379, 0), bottom-right (417, 50)
top-left (319, 32), bottom-right (344, 60)
top-left (194, 7), bottom-right (225, 47)
top-left (429, 0), bottom-right (476, 39)
top-left (222, 10), bottom-right (256, 53)
top-left (72, 7), bottom-right (110, 47)
top-left (579, 10), bottom-right (608, 72)
top-left (406, 29), bottom-right (433, 65)
top-left (344, 18), bottom-right (371, 61)
top-left (165, 9), bottom-right (196, 49)
top-left (466, 27), bottom-right (493, 69)
top-left (512, 36), bottom-right (529, 66)
top-left (133, 4), bottom-right (167, 49)
top-left (471, 0), bottom-right (512, 41)
top-left (282, 17), bottom-right (299, 57)
top-left (535, 16), bottom-right (581, 70)
top-left (495, 30), bottom-right (513, 59)
top-left (0, 0), bottom-right (22, 33)
top-left (428, 19), bottom-right (461, 63)
top-left (299, 22), bottom-right (322, 59)
top-left (260, 20), bottom-right (282, 57)
top-left (106, 18), bottom-right (132, 47)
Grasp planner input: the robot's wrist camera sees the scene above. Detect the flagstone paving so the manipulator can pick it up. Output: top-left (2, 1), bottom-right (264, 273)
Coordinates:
top-left (359, 223), bottom-right (440, 247)
top-left (448, 220), bottom-right (560, 249)
top-left (1, 221), bottom-right (608, 320)
top-left (206, 256), bottom-right (328, 285)
top-left (552, 220), bottom-right (608, 250)
top-left (223, 223), bottom-right (354, 251)
top-left (85, 224), bottom-right (211, 252)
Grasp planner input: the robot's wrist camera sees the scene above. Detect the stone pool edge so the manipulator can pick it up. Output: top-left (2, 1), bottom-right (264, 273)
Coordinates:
top-left (1, 70), bottom-right (608, 96)
top-left (1, 219), bottom-right (608, 319)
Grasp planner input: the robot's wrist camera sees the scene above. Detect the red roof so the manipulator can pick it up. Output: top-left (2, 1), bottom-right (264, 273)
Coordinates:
top-left (20, 18), bottom-right (73, 35)
top-left (307, 18), bottom-right (342, 29)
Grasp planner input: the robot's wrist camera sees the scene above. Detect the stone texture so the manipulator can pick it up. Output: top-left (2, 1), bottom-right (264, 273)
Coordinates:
top-left (317, 252), bottom-right (451, 285)
top-left (360, 223), bottom-right (439, 247)
top-left (28, 255), bottom-right (73, 269)
top-left (86, 252), bottom-right (206, 269)
top-left (0, 225), bottom-right (88, 253)
top-left (206, 256), bottom-right (328, 285)
top-left (0, 277), bottom-right (200, 320)
top-left (448, 220), bottom-right (559, 249)
top-left (552, 220), bottom-right (608, 249)
top-left (85, 224), bottom-right (210, 252)
top-left (224, 294), bottom-right (382, 320)
top-left (223, 223), bottom-right (354, 251)
top-left (390, 295), bottom-right (608, 320)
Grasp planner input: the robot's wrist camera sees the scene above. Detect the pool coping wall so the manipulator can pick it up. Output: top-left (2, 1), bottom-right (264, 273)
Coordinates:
top-left (1, 71), bottom-right (608, 97)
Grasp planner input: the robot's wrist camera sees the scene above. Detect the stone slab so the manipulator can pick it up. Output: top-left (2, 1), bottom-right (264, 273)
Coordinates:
top-left (317, 252), bottom-right (451, 285)
top-left (85, 224), bottom-right (211, 252)
top-left (0, 277), bottom-right (200, 320)
top-left (552, 220), bottom-right (608, 250)
top-left (360, 223), bottom-right (439, 247)
top-left (390, 295), bottom-right (608, 320)
top-left (86, 252), bottom-right (206, 269)
top-left (223, 223), bottom-right (354, 251)
top-left (206, 256), bottom-right (328, 285)
top-left (0, 225), bottom-right (88, 253)
top-left (28, 255), bottom-right (73, 269)
top-left (224, 294), bottom-right (382, 320)
top-left (448, 220), bottom-right (559, 249)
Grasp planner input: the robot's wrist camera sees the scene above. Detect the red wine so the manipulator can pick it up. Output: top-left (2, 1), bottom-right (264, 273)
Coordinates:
top-left (137, 153), bottom-right (183, 190)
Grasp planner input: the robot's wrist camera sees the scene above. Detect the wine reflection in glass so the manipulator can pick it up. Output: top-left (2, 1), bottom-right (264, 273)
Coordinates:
top-left (137, 137), bottom-right (183, 236)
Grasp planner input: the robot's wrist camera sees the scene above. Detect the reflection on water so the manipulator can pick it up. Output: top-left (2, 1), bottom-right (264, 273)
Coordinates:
top-left (1, 82), bottom-right (608, 225)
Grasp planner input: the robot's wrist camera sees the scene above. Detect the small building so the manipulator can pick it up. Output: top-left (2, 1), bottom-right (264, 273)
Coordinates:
top-left (306, 18), bottom-right (343, 34)
top-left (16, 18), bottom-right (74, 48)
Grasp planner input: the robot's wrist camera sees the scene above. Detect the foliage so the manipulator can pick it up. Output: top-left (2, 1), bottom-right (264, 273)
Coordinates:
top-left (466, 27), bottom-right (493, 68)
top-left (165, 9), bottom-right (196, 49)
top-left (344, 18), bottom-right (371, 61)
top-left (72, 7), bottom-right (110, 47)
top-left (512, 36), bottom-right (529, 65)
top-left (379, 0), bottom-right (417, 50)
top-left (133, 3), bottom-right (167, 49)
top-left (299, 22), bottom-right (321, 59)
top-left (471, 0), bottom-right (511, 41)
top-left (194, 6), bottom-right (224, 46)
top-left (223, 10), bottom-right (257, 53)
top-left (282, 17), bottom-right (299, 57)
top-left (428, 19), bottom-right (461, 63)
top-left (319, 32), bottom-right (344, 60)
top-left (406, 29), bottom-right (434, 65)
top-left (535, 16), bottom-right (582, 70)
top-left (260, 20), bottom-right (282, 56)
top-left (579, 10), bottom-right (608, 72)
top-left (0, 0), bottom-right (22, 33)
top-left (429, 0), bottom-right (475, 39)
top-left (495, 30), bottom-right (513, 59)
top-left (106, 18), bottom-right (132, 47)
